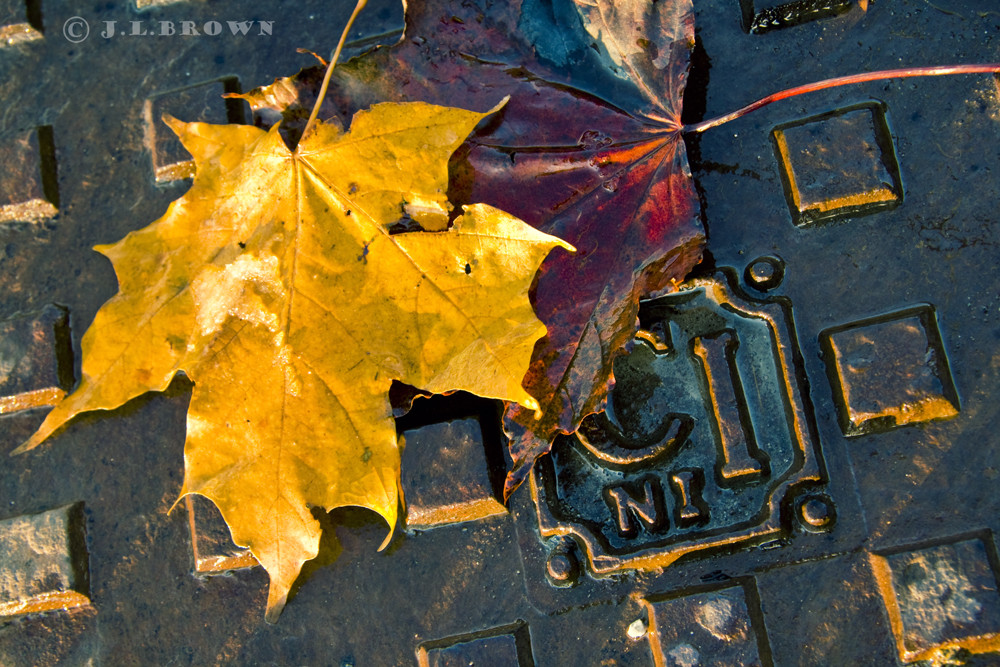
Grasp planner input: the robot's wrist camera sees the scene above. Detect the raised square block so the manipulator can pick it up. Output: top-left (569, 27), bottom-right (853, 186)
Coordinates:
top-left (135, 0), bottom-right (186, 8)
top-left (400, 417), bottom-right (506, 528)
top-left (642, 583), bottom-right (767, 667)
top-left (772, 102), bottom-right (902, 226)
top-left (870, 535), bottom-right (1000, 662)
top-left (145, 79), bottom-right (247, 183)
top-left (0, 503), bottom-right (90, 617)
top-left (0, 1), bottom-right (42, 46)
top-left (821, 305), bottom-right (959, 437)
top-left (0, 126), bottom-right (58, 223)
top-left (0, 305), bottom-right (74, 415)
top-left (742, 0), bottom-right (856, 34)
top-left (416, 620), bottom-right (533, 667)
top-left (185, 495), bottom-right (257, 573)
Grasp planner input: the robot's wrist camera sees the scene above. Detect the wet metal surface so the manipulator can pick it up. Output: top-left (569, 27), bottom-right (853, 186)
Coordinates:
top-left (1, 0), bottom-right (1000, 665)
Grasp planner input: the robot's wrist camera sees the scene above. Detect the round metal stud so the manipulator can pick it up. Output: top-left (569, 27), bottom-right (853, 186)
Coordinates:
top-left (545, 539), bottom-right (581, 587)
top-left (744, 255), bottom-right (785, 291)
top-left (797, 494), bottom-right (836, 532)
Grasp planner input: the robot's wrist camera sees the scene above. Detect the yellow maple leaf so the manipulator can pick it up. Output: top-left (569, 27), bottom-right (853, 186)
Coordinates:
top-left (15, 101), bottom-right (571, 620)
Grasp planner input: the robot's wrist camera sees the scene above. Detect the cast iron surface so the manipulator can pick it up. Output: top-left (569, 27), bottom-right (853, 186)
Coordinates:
top-left (1, 0), bottom-right (999, 664)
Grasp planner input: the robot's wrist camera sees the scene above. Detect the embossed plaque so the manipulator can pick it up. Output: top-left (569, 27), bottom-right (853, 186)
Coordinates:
top-left (531, 274), bottom-right (822, 574)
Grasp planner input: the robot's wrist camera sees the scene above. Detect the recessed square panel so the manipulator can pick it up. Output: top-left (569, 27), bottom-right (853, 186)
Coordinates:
top-left (870, 535), bottom-right (1000, 662)
top-left (416, 621), bottom-right (533, 667)
top-left (145, 79), bottom-right (247, 183)
top-left (0, 0), bottom-right (43, 46)
top-left (821, 305), bottom-right (959, 436)
top-left (0, 305), bottom-right (73, 414)
top-left (185, 495), bottom-right (258, 574)
top-left (0, 126), bottom-right (58, 223)
top-left (642, 582), bottom-right (768, 667)
top-left (401, 417), bottom-right (506, 528)
top-left (742, 0), bottom-right (857, 34)
top-left (135, 0), bottom-right (186, 8)
top-left (772, 103), bottom-right (902, 227)
top-left (0, 503), bottom-right (90, 617)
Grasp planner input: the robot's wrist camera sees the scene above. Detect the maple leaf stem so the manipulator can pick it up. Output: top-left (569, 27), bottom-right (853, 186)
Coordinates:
top-left (302, 0), bottom-right (368, 141)
top-left (684, 64), bottom-right (1000, 134)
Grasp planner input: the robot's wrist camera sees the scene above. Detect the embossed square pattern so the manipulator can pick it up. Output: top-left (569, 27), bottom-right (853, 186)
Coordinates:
top-left (822, 306), bottom-right (959, 436)
top-left (772, 103), bottom-right (902, 226)
top-left (870, 537), bottom-right (1000, 662)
